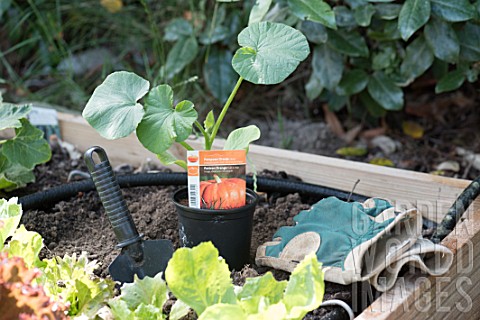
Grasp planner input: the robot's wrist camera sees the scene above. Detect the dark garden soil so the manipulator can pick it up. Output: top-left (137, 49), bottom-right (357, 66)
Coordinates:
top-left (7, 145), bottom-right (375, 320)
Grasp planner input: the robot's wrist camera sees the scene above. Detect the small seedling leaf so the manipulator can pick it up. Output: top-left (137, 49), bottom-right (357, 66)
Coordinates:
top-left (224, 125), bottom-right (261, 151)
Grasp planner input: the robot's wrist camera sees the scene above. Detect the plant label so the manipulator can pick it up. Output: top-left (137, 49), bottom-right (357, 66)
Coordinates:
top-left (187, 150), bottom-right (246, 210)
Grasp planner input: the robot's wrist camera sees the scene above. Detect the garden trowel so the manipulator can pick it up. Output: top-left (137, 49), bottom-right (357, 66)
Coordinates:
top-left (84, 146), bottom-right (174, 284)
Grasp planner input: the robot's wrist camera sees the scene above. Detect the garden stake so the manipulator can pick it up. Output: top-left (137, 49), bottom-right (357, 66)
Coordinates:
top-left (84, 146), bottom-right (173, 283)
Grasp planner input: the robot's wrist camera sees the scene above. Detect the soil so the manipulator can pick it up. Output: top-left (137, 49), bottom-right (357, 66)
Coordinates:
top-left (7, 145), bottom-right (378, 320)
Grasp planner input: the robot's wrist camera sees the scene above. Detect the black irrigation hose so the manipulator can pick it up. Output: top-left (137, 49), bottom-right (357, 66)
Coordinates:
top-left (18, 172), bottom-right (367, 211)
top-left (431, 177), bottom-right (480, 244)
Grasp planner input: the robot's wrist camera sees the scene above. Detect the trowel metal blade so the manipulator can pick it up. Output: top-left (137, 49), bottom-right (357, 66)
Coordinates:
top-left (108, 239), bottom-right (174, 284)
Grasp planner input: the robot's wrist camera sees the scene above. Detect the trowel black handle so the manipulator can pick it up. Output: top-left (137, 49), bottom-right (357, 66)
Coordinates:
top-left (84, 146), bottom-right (142, 248)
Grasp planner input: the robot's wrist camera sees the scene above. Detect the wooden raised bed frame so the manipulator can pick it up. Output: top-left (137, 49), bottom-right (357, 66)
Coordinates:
top-left (59, 112), bottom-right (480, 319)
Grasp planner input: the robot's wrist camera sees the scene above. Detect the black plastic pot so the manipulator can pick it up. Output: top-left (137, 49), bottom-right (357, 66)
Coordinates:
top-left (173, 187), bottom-right (259, 270)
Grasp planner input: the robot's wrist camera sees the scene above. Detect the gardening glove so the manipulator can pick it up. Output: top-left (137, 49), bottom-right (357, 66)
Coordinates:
top-left (256, 197), bottom-right (453, 292)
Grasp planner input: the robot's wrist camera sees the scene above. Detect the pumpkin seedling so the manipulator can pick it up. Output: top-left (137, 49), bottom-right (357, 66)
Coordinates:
top-left (83, 21), bottom-right (310, 170)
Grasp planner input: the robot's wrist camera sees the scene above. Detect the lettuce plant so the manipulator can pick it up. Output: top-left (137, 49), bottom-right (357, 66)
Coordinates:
top-left (0, 97), bottom-right (51, 191)
top-left (0, 197), bottom-right (115, 318)
top-left (109, 242), bottom-right (324, 320)
top-left (82, 21), bottom-right (310, 169)
top-left (0, 252), bottom-right (68, 320)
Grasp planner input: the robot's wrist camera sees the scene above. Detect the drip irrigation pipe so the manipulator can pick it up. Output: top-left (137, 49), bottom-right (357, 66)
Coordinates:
top-left (18, 172), bottom-right (367, 211)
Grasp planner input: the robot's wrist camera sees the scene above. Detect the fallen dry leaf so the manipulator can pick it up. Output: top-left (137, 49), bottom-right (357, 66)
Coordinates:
top-left (323, 104), bottom-right (345, 138)
top-left (402, 121), bottom-right (424, 139)
top-left (436, 161), bottom-right (460, 172)
top-left (369, 158), bottom-right (395, 167)
top-left (336, 147), bottom-right (367, 157)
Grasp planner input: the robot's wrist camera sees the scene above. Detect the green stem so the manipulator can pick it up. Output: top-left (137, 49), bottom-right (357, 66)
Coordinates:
top-left (0, 140), bottom-right (7, 145)
top-left (207, 76), bottom-right (244, 149)
top-left (177, 161), bottom-right (188, 171)
top-left (180, 141), bottom-right (194, 151)
top-left (194, 120), bottom-right (210, 146)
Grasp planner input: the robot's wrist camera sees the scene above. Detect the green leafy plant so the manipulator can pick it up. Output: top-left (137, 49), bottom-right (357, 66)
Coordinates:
top-left (83, 21), bottom-right (310, 170)
top-left (0, 252), bottom-right (68, 320)
top-left (249, 0), bottom-right (480, 114)
top-left (109, 242), bottom-right (324, 320)
top-left (0, 98), bottom-right (51, 191)
top-left (38, 253), bottom-right (116, 318)
top-left (0, 197), bottom-right (115, 318)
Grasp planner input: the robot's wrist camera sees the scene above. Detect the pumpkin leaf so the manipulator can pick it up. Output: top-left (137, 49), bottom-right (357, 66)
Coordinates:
top-left (204, 110), bottom-right (215, 134)
top-left (367, 72), bottom-right (404, 111)
top-left (287, 0), bottom-right (336, 29)
top-left (224, 125), bottom-right (261, 151)
top-left (156, 151), bottom-right (187, 170)
top-left (397, 0), bottom-right (430, 41)
top-left (82, 71), bottom-right (149, 140)
top-left (232, 21), bottom-right (310, 85)
top-left (136, 84), bottom-right (197, 154)
top-left (402, 121), bottom-right (424, 139)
